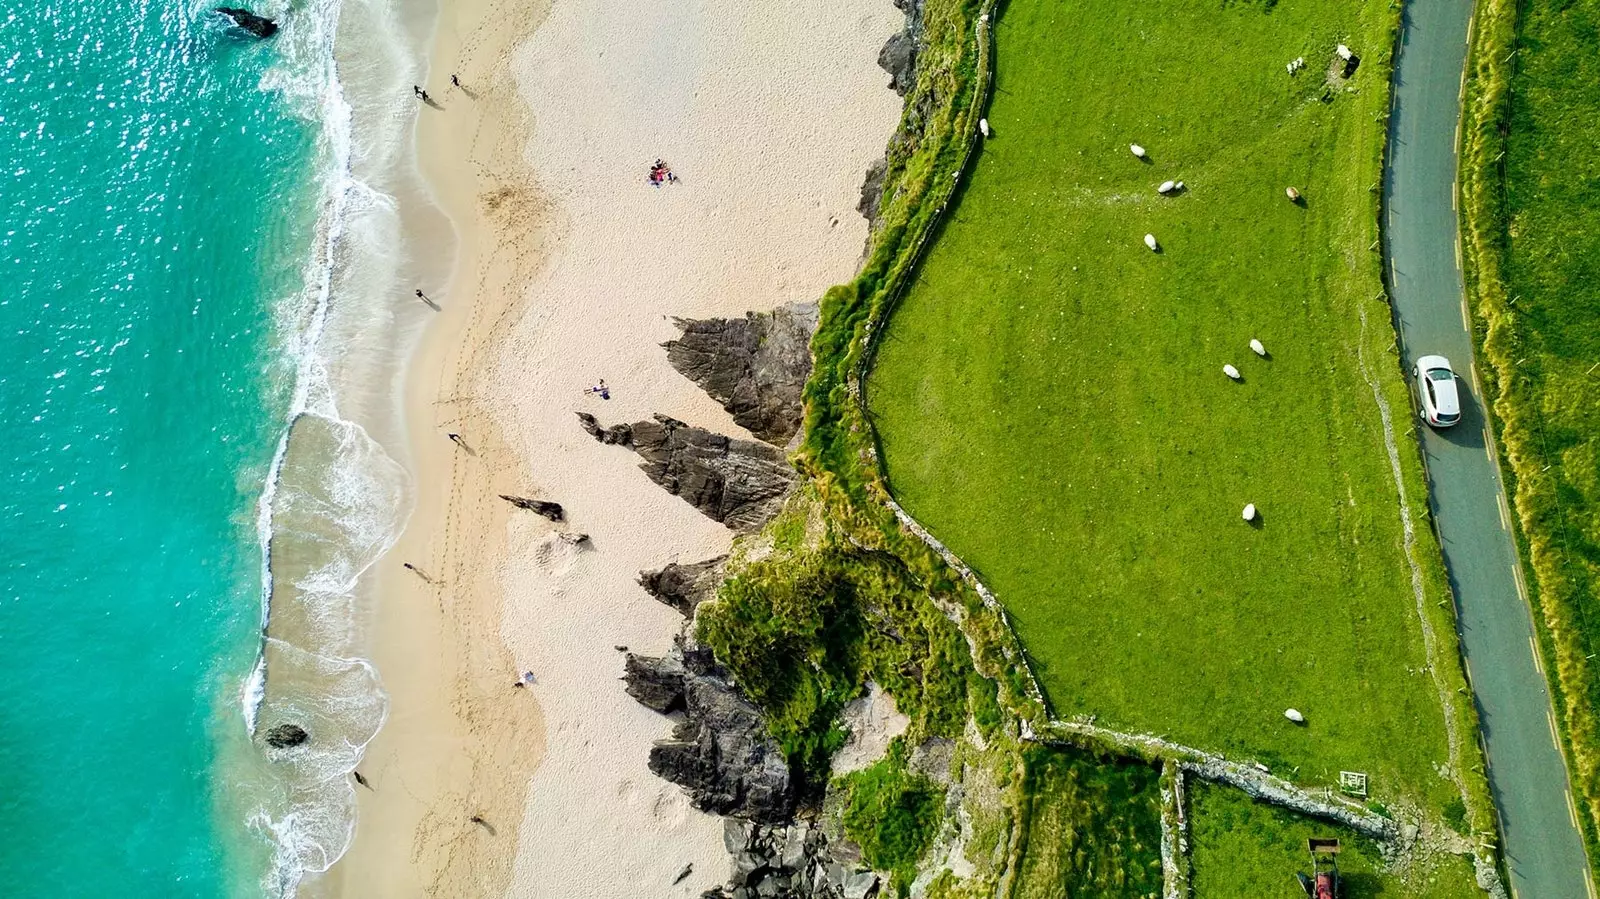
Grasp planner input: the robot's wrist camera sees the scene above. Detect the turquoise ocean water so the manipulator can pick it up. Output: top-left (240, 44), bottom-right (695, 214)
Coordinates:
top-left (0, 0), bottom-right (412, 894)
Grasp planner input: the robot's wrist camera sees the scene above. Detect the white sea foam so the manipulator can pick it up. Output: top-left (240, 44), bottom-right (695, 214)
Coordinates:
top-left (230, 0), bottom-right (428, 892)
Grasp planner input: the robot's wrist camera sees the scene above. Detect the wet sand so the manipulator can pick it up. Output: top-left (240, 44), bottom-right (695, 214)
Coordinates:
top-left (324, 0), bottom-right (903, 894)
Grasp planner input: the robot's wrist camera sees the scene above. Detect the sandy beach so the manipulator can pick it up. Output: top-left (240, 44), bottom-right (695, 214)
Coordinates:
top-left (324, 0), bottom-right (904, 894)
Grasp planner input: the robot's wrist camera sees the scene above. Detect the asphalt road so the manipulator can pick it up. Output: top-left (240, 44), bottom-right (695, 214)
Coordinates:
top-left (1384, 0), bottom-right (1594, 895)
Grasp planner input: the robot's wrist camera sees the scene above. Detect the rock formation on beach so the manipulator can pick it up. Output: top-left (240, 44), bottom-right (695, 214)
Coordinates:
top-left (662, 303), bottom-right (818, 446)
top-left (498, 494), bottom-right (565, 521)
top-left (625, 645), bottom-right (795, 822)
top-left (877, 0), bottom-right (926, 96)
top-left (263, 723), bottom-right (308, 748)
top-left (640, 556), bottom-right (728, 618)
top-left (215, 7), bottom-right (279, 38)
top-left (577, 413), bottom-right (797, 531)
top-left (702, 820), bottom-right (882, 899)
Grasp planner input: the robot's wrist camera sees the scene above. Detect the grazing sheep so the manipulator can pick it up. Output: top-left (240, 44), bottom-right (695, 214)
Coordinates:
top-left (979, 118), bottom-right (990, 138)
top-left (1223, 363), bottom-right (1241, 380)
top-left (1285, 708), bottom-right (1305, 723)
top-left (1243, 503), bottom-right (1257, 521)
top-left (1250, 338), bottom-right (1267, 357)
top-left (1337, 43), bottom-right (1354, 61)
top-left (1144, 233), bottom-right (1159, 251)
top-left (1130, 143), bottom-right (1146, 158)
top-left (1158, 180), bottom-right (1177, 194)
top-left (1286, 186), bottom-right (1302, 202)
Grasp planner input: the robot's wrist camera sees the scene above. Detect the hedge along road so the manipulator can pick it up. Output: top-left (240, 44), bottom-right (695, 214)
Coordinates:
top-left (1385, 0), bottom-right (1593, 895)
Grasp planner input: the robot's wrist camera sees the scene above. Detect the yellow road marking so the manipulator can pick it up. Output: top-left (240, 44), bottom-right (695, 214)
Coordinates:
top-left (1586, 865), bottom-right (1597, 899)
top-left (1568, 788), bottom-right (1582, 832)
top-left (1498, 493), bottom-right (1511, 530)
top-left (1551, 709), bottom-right (1563, 745)
top-left (1513, 559), bottom-right (1529, 604)
top-left (1532, 637), bottom-right (1545, 676)
top-left (1456, 235), bottom-right (1464, 271)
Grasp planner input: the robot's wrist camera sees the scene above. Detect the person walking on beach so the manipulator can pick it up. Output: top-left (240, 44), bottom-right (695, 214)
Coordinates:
top-left (413, 85), bottom-right (431, 103)
top-left (414, 288), bottom-right (439, 310)
top-left (403, 562), bottom-right (434, 583)
top-left (448, 432), bottom-right (467, 449)
top-left (451, 74), bottom-right (461, 88)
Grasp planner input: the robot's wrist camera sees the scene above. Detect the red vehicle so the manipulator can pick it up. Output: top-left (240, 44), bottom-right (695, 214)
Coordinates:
top-left (1296, 838), bottom-right (1340, 898)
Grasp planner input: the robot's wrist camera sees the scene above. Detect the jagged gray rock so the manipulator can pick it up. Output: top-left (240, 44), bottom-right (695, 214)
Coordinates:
top-left (499, 494), bottom-right (564, 521)
top-left (858, 158), bottom-right (889, 227)
top-left (639, 649), bottom-right (795, 822)
top-left (597, 414), bottom-right (796, 531)
top-left (702, 821), bottom-right (879, 899)
top-left (215, 7), bottom-right (278, 37)
top-left (264, 723), bottom-right (308, 748)
top-left (576, 412), bottom-right (634, 445)
top-left (662, 304), bottom-right (818, 446)
top-left (640, 556), bottom-right (728, 617)
top-left (623, 653), bottom-right (687, 714)
top-left (877, 0), bottom-right (925, 95)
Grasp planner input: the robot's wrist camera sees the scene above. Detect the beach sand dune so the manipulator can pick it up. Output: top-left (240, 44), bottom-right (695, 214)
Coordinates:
top-left (327, 0), bottom-right (904, 895)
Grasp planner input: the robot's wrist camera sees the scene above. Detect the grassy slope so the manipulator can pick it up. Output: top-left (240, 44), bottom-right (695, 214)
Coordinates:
top-left (869, 0), bottom-right (1461, 810)
top-left (1008, 748), bottom-right (1164, 899)
top-left (1459, 0), bottom-right (1600, 853)
top-left (1189, 783), bottom-right (1480, 899)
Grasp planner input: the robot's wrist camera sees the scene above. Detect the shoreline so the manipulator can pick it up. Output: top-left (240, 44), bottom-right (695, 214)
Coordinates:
top-left (325, 0), bottom-right (906, 894)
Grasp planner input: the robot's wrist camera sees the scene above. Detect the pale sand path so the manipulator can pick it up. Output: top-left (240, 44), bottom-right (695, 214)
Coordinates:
top-left (327, 0), bottom-right (902, 895)
top-left (495, 1), bottom-right (903, 894)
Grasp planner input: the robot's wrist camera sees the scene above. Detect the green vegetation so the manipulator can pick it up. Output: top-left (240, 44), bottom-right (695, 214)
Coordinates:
top-left (1189, 784), bottom-right (1481, 898)
top-left (837, 744), bottom-right (945, 894)
top-left (698, 494), bottom-right (974, 791)
top-left (1008, 747), bottom-right (1164, 899)
top-left (1459, 0), bottom-right (1600, 862)
top-left (867, 0), bottom-right (1475, 816)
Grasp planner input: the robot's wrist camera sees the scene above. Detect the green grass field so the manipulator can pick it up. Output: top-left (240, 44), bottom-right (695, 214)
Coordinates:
top-left (868, 0), bottom-right (1464, 811)
top-left (1009, 748), bottom-right (1164, 899)
top-left (1470, 0), bottom-right (1600, 843)
top-left (1188, 784), bottom-right (1480, 898)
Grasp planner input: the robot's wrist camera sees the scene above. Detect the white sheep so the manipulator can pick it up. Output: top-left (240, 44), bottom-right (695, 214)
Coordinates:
top-left (1250, 338), bottom-right (1267, 357)
top-left (1243, 503), bottom-right (1257, 521)
top-left (1337, 43), bottom-right (1354, 61)
top-left (1285, 708), bottom-right (1305, 723)
top-left (979, 118), bottom-right (990, 138)
top-left (1158, 180), bottom-right (1176, 194)
top-left (1286, 186), bottom-right (1302, 202)
top-left (1144, 233), bottom-right (1159, 251)
top-left (1223, 363), bottom-right (1240, 380)
top-left (1130, 143), bottom-right (1147, 159)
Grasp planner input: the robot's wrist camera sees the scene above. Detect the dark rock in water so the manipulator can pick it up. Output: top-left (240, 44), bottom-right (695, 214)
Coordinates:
top-left (576, 412), bottom-right (634, 445)
top-left (264, 723), bottom-right (308, 748)
top-left (623, 653), bottom-right (687, 714)
top-left (640, 556), bottom-right (727, 617)
top-left (627, 414), bottom-right (798, 531)
top-left (498, 494), bottom-right (564, 521)
top-left (663, 304), bottom-right (817, 447)
top-left (215, 7), bottom-right (279, 38)
top-left (646, 663), bottom-right (794, 822)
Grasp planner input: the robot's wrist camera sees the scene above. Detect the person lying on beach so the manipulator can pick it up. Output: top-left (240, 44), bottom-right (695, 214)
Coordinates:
top-left (584, 379), bottom-right (611, 400)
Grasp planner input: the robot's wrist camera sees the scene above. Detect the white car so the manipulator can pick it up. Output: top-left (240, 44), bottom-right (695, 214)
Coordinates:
top-left (1415, 354), bottom-right (1462, 428)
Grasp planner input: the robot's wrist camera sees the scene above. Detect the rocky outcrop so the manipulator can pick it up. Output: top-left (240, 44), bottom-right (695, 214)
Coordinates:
top-left (215, 7), bottom-right (279, 38)
top-left (640, 556), bottom-right (728, 617)
top-left (877, 0), bottom-right (925, 95)
top-left (631, 646), bottom-right (794, 822)
top-left (576, 413), bottom-right (797, 531)
top-left (264, 724), bottom-right (308, 748)
top-left (663, 304), bottom-right (818, 446)
top-left (858, 158), bottom-right (889, 227)
top-left (701, 820), bottom-right (882, 899)
top-left (499, 494), bottom-right (564, 521)
top-left (623, 652), bottom-right (687, 714)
